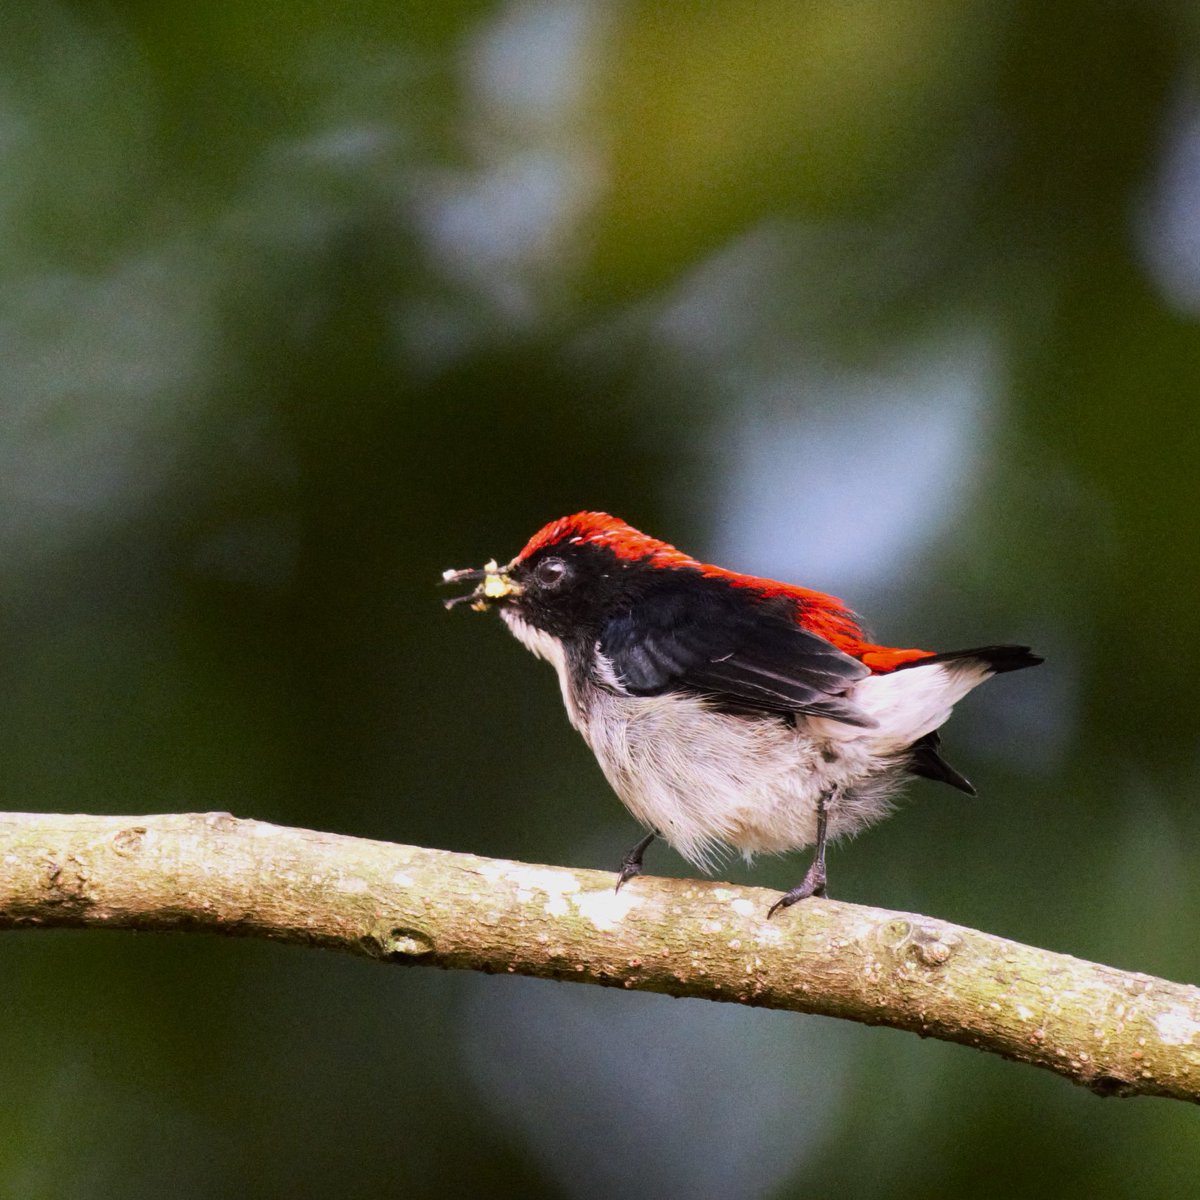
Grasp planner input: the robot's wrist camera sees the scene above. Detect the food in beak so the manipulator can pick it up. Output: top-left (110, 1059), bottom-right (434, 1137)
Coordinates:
top-left (441, 560), bottom-right (520, 610)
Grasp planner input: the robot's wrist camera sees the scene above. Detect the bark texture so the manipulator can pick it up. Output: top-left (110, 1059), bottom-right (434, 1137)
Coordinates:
top-left (2, 811), bottom-right (1197, 1103)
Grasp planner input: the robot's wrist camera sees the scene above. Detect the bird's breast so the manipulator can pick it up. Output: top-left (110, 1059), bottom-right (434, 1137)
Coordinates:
top-left (570, 682), bottom-right (900, 869)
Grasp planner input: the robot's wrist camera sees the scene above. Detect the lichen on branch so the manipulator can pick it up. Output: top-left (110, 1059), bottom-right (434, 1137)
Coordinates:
top-left (1, 811), bottom-right (1197, 1104)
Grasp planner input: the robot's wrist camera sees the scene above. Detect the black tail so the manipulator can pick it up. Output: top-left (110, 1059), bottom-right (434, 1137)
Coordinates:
top-left (909, 731), bottom-right (976, 796)
top-left (894, 644), bottom-right (1043, 675)
top-left (903, 646), bottom-right (1041, 796)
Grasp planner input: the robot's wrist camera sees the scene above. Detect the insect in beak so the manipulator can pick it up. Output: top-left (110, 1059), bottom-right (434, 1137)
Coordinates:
top-left (440, 560), bottom-right (522, 611)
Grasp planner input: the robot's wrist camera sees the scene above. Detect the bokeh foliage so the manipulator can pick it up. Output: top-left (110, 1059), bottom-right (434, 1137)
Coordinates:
top-left (2, 1), bottom-right (1199, 1196)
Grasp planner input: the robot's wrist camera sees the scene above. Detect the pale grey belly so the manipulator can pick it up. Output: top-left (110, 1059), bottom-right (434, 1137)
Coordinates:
top-left (571, 683), bottom-right (906, 871)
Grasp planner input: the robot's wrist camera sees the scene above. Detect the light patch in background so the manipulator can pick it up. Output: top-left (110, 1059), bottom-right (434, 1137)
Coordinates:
top-left (1137, 84), bottom-right (1200, 316)
top-left (654, 224), bottom-right (798, 367)
top-left (460, 976), bottom-right (857, 1200)
top-left (707, 333), bottom-right (994, 599)
top-left (0, 255), bottom-right (216, 565)
top-left (407, 0), bottom-right (603, 328)
top-left (412, 150), bottom-right (590, 319)
top-left (468, 0), bottom-right (598, 134)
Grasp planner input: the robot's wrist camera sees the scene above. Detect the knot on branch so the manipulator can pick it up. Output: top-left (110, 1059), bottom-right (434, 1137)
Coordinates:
top-left (877, 917), bottom-right (963, 970)
top-left (111, 826), bottom-right (147, 856)
top-left (362, 925), bottom-right (436, 962)
top-left (43, 854), bottom-right (90, 911)
top-left (1088, 1073), bottom-right (1138, 1098)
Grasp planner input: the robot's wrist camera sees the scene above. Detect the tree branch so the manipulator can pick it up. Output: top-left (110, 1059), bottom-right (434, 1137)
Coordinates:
top-left (2, 811), bottom-right (1197, 1103)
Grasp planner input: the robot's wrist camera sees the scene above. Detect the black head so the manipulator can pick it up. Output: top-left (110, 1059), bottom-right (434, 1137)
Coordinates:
top-left (504, 538), bottom-right (649, 640)
top-left (442, 512), bottom-right (694, 640)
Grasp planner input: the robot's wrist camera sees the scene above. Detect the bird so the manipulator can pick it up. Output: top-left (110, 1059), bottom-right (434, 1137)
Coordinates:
top-left (443, 511), bottom-right (1041, 916)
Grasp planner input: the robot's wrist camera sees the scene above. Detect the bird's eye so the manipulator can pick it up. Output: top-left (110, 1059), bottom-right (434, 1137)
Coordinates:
top-left (535, 557), bottom-right (570, 588)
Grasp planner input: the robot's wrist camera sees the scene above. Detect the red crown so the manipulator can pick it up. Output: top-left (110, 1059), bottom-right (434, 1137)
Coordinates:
top-left (516, 511), bottom-right (931, 672)
top-left (517, 512), bottom-right (696, 570)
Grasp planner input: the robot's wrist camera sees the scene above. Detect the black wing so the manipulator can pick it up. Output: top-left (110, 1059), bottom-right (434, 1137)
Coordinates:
top-left (598, 582), bottom-right (876, 727)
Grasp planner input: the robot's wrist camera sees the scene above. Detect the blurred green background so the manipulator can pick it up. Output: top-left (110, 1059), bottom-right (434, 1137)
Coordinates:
top-left (2, 1), bottom-right (1199, 1195)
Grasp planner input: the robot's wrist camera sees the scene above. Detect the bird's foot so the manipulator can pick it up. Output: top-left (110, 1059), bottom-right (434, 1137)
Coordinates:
top-left (767, 858), bottom-right (827, 918)
top-left (614, 831), bottom-right (656, 893)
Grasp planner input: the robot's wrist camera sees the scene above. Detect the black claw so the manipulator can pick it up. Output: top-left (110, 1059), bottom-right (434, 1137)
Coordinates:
top-left (614, 830), bottom-right (656, 892)
top-left (767, 860), bottom-right (827, 918)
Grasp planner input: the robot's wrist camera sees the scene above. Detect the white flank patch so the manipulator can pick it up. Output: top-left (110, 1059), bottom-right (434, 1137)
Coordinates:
top-left (572, 887), bottom-right (641, 931)
top-left (1154, 1005), bottom-right (1200, 1046)
top-left (825, 660), bottom-right (992, 749)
